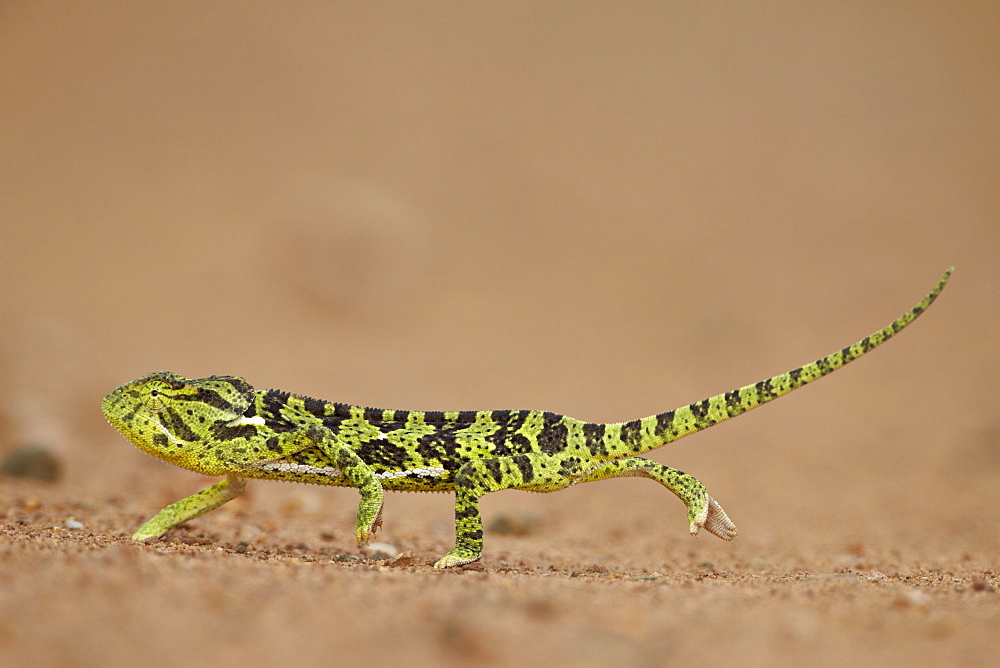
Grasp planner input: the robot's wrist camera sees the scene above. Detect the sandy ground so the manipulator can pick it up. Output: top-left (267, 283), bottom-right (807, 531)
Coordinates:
top-left (1, 474), bottom-right (997, 667)
top-left (2, 3), bottom-right (998, 666)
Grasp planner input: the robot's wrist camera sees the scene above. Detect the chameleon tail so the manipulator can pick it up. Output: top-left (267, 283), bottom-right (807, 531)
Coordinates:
top-left (604, 267), bottom-right (952, 457)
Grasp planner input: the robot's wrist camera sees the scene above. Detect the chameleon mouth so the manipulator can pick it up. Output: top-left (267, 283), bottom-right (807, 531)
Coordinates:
top-left (101, 391), bottom-right (126, 430)
top-left (102, 388), bottom-right (178, 455)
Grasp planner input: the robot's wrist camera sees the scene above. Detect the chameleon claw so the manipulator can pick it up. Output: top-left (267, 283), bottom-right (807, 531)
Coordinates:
top-left (433, 552), bottom-right (481, 569)
top-left (355, 503), bottom-right (385, 546)
top-left (131, 517), bottom-right (172, 541)
top-left (130, 531), bottom-right (159, 542)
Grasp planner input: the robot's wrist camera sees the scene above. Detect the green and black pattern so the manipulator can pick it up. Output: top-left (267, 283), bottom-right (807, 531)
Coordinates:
top-left (103, 268), bottom-right (951, 567)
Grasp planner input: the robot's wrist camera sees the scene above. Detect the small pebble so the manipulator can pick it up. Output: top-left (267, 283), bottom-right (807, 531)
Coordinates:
top-left (801, 572), bottom-right (859, 584)
top-left (488, 510), bottom-right (541, 536)
top-left (1, 447), bottom-right (62, 482)
top-left (362, 542), bottom-right (398, 558)
top-left (333, 554), bottom-right (361, 562)
top-left (63, 519), bottom-right (84, 530)
top-left (895, 588), bottom-right (931, 608)
top-left (386, 550), bottom-right (414, 567)
top-left (971, 576), bottom-right (992, 592)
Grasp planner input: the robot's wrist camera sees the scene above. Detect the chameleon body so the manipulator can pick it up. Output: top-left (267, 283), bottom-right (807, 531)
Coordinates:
top-left (103, 269), bottom-right (951, 568)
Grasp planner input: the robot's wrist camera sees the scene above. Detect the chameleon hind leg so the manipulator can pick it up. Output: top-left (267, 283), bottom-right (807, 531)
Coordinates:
top-left (434, 454), bottom-right (736, 568)
top-left (572, 457), bottom-right (737, 540)
top-left (131, 474), bottom-right (248, 540)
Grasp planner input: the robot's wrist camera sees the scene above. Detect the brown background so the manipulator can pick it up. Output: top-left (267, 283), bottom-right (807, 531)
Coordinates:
top-left (1, 3), bottom-right (997, 666)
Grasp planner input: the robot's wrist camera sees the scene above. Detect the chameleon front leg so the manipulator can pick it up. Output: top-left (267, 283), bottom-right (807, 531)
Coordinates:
top-left (572, 457), bottom-right (737, 540)
top-left (302, 425), bottom-right (384, 545)
top-left (131, 474), bottom-right (248, 541)
top-left (248, 425), bottom-right (385, 546)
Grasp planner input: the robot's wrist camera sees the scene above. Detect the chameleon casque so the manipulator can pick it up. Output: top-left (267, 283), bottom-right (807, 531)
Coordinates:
top-left (103, 269), bottom-right (951, 568)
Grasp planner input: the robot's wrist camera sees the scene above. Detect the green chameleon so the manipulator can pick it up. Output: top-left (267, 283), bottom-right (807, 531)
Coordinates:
top-left (103, 269), bottom-right (951, 568)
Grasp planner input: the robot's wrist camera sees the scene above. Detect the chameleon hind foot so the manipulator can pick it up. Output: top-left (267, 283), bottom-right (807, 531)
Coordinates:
top-left (433, 547), bottom-right (481, 569)
top-left (689, 496), bottom-right (737, 540)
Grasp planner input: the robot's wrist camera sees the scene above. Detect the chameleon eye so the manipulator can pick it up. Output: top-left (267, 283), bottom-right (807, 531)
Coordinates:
top-left (141, 379), bottom-right (172, 413)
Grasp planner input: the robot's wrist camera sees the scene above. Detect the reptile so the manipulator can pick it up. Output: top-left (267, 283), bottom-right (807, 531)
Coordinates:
top-left (103, 268), bottom-right (951, 568)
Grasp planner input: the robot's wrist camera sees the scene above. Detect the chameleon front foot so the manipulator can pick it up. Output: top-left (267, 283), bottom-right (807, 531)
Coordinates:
top-left (128, 475), bottom-right (249, 543)
top-left (130, 511), bottom-right (184, 541)
top-left (355, 503), bottom-right (384, 545)
top-left (689, 496), bottom-right (737, 540)
top-left (130, 527), bottom-right (163, 542)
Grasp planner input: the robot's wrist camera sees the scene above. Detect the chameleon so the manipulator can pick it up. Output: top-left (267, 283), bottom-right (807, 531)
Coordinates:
top-left (103, 268), bottom-right (951, 568)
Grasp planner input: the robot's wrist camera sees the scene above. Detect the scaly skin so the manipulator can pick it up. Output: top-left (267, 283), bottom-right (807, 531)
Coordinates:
top-left (103, 268), bottom-right (951, 568)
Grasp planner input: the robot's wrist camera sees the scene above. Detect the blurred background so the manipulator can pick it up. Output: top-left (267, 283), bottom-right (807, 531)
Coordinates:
top-left (1, 2), bottom-right (997, 548)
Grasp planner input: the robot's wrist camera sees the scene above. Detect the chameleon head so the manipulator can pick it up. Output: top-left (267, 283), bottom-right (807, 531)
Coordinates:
top-left (102, 371), bottom-right (255, 474)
